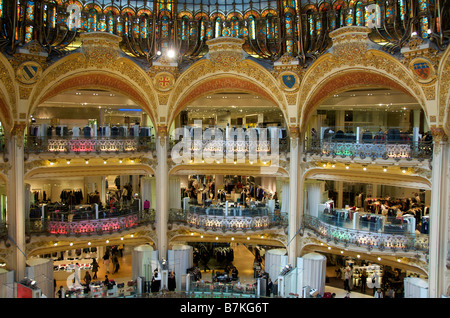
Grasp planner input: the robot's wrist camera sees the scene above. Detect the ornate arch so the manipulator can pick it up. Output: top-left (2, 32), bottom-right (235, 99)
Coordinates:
top-left (299, 68), bottom-right (418, 130)
top-left (298, 28), bottom-right (428, 132)
top-left (0, 53), bottom-right (17, 131)
top-left (438, 46), bottom-right (450, 136)
top-left (166, 50), bottom-right (288, 127)
top-left (27, 34), bottom-right (159, 126)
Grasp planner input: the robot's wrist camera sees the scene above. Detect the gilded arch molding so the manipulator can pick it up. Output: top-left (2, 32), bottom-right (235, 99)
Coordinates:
top-left (0, 54), bottom-right (16, 130)
top-left (27, 52), bottom-right (158, 126)
top-left (298, 48), bottom-right (428, 132)
top-left (439, 46), bottom-right (450, 136)
top-left (167, 57), bottom-right (288, 127)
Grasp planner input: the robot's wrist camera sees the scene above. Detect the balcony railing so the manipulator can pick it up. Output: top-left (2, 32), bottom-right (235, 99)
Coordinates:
top-left (305, 127), bottom-right (433, 160)
top-left (22, 206), bottom-right (430, 258)
top-left (305, 139), bottom-right (433, 161)
top-left (169, 137), bottom-right (290, 162)
top-left (169, 207), bottom-right (288, 232)
top-left (24, 136), bottom-right (155, 154)
top-left (26, 208), bottom-right (155, 236)
top-left (303, 214), bottom-right (429, 253)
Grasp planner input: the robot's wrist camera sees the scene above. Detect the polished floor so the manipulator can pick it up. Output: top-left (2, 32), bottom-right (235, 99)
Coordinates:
top-left (54, 243), bottom-right (373, 298)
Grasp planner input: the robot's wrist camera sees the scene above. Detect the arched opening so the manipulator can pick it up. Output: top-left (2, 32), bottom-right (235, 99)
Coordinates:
top-left (25, 86), bottom-right (157, 249)
top-left (301, 85), bottom-right (431, 291)
top-left (168, 89), bottom-right (290, 285)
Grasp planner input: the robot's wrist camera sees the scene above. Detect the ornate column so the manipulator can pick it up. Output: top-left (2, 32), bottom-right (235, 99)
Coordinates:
top-left (287, 126), bottom-right (301, 266)
top-left (155, 125), bottom-right (169, 262)
top-left (428, 127), bottom-right (449, 297)
top-left (7, 122), bottom-right (27, 282)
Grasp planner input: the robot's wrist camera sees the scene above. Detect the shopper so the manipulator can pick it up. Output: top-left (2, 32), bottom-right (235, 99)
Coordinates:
top-left (272, 279), bottom-right (278, 296)
top-left (385, 286), bottom-right (395, 298)
top-left (360, 270), bottom-right (367, 293)
top-left (56, 286), bottom-right (65, 298)
top-left (103, 251), bottom-right (110, 274)
top-left (344, 266), bottom-right (352, 293)
top-left (91, 258), bottom-right (99, 280)
top-left (112, 254), bottom-right (120, 274)
top-left (374, 288), bottom-right (383, 298)
top-left (267, 278), bottom-right (273, 297)
top-left (151, 271), bottom-right (161, 293)
top-left (168, 270), bottom-right (176, 291)
top-left (73, 263), bottom-right (81, 286)
top-left (84, 271), bottom-right (92, 286)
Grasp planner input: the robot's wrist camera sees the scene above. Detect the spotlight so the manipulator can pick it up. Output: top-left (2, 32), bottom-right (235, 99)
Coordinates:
top-left (167, 49), bottom-right (176, 58)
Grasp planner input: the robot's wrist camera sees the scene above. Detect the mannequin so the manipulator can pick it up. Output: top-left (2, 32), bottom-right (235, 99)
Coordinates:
top-left (72, 124), bottom-right (80, 138)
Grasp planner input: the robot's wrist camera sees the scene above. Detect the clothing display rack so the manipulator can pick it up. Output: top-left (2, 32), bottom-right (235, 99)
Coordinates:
top-left (60, 189), bottom-right (83, 205)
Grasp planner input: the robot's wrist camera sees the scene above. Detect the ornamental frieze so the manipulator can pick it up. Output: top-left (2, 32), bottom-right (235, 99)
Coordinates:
top-left (422, 84), bottom-right (436, 100)
top-left (439, 54), bottom-right (450, 124)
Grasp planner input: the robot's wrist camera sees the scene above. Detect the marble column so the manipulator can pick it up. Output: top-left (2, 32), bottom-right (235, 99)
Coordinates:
top-left (155, 126), bottom-right (169, 262)
top-left (287, 127), bottom-right (301, 266)
top-left (7, 122), bottom-right (27, 282)
top-left (428, 128), bottom-right (449, 298)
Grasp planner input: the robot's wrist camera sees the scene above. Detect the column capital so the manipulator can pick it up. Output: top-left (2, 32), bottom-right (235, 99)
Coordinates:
top-left (430, 126), bottom-right (448, 142)
top-left (156, 125), bottom-right (168, 146)
top-left (289, 125), bottom-right (300, 139)
top-left (156, 125), bottom-right (168, 138)
top-left (289, 126), bottom-right (300, 149)
top-left (10, 121), bottom-right (27, 146)
top-left (430, 126), bottom-right (448, 154)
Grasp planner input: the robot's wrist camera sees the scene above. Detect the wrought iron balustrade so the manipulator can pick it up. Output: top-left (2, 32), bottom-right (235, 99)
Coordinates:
top-left (26, 208), bottom-right (155, 236)
top-left (305, 139), bottom-right (433, 161)
top-left (303, 214), bottom-right (429, 253)
top-left (169, 207), bottom-right (288, 232)
top-left (24, 136), bottom-right (155, 154)
top-left (169, 137), bottom-right (289, 157)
